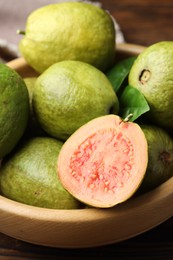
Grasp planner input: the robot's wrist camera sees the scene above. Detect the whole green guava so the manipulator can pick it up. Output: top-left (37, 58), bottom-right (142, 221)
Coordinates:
top-left (139, 124), bottom-right (173, 193)
top-left (0, 64), bottom-right (29, 159)
top-left (0, 137), bottom-right (81, 209)
top-left (33, 60), bottom-right (119, 141)
top-left (129, 41), bottom-right (173, 129)
top-left (19, 2), bottom-right (116, 73)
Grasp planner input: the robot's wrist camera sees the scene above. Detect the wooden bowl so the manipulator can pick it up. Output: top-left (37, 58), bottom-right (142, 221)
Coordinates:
top-left (1, 43), bottom-right (173, 248)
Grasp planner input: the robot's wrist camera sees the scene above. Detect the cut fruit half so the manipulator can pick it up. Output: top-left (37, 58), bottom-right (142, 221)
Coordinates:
top-left (58, 114), bottom-right (148, 208)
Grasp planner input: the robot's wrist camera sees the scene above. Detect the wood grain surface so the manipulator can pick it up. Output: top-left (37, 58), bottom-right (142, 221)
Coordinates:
top-left (0, 218), bottom-right (173, 259)
top-left (101, 0), bottom-right (173, 46)
top-left (1, 0), bottom-right (173, 259)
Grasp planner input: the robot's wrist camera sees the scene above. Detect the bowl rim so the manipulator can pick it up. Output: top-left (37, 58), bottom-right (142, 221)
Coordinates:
top-left (1, 176), bottom-right (173, 248)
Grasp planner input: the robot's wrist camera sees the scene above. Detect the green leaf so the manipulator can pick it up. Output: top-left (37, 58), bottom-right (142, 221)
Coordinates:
top-left (106, 56), bottom-right (136, 92)
top-left (118, 85), bottom-right (150, 122)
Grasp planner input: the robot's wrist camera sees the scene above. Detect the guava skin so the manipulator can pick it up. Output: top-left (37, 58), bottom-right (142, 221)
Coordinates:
top-left (33, 60), bottom-right (119, 141)
top-left (23, 77), bottom-right (46, 138)
top-left (128, 41), bottom-right (173, 129)
top-left (19, 2), bottom-right (116, 73)
top-left (0, 137), bottom-right (81, 209)
top-left (0, 64), bottom-right (29, 158)
top-left (138, 125), bottom-right (173, 193)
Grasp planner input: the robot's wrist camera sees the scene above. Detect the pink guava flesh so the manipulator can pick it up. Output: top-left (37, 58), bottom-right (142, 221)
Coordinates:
top-left (58, 115), bottom-right (148, 208)
top-left (70, 129), bottom-right (133, 192)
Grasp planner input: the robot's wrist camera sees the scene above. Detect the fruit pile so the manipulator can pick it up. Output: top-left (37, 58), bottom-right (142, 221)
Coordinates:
top-left (0, 2), bottom-right (173, 210)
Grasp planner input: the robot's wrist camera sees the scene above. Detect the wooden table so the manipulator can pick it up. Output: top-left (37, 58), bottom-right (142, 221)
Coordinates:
top-left (1, 0), bottom-right (173, 259)
top-left (101, 0), bottom-right (173, 46)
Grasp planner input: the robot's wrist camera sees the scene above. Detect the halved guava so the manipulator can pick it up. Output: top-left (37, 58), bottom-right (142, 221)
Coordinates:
top-left (57, 114), bottom-right (148, 208)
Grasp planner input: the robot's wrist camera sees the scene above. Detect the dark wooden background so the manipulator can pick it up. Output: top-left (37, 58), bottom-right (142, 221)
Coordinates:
top-left (1, 0), bottom-right (173, 259)
top-left (101, 0), bottom-right (173, 46)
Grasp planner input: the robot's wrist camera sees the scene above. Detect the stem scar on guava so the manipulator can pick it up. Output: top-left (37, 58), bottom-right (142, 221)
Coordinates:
top-left (139, 69), bottom-right (151, 84)
top-left (159, 150), bottom-right (172, 167)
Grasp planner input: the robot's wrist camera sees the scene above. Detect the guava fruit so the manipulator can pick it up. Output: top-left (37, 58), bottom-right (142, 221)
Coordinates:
top-left (0, 64), bottom-right (29, 159)
top-left (57, 114), bottom-right (148, 208)
top-left (18, 2), bottom-right (115, 73)
top-left (24, 77), bottom-right (37, 113)
top-left (24, 77), bottom-right (46, 137)
top-left (33, 60), bottom-right (119, 141)
top-left (128, 41), bottom-right (173, 129)
top-left (0, 137), bottom-right (81, 209)
top-left (138, 125), bottom-right (173, 193)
